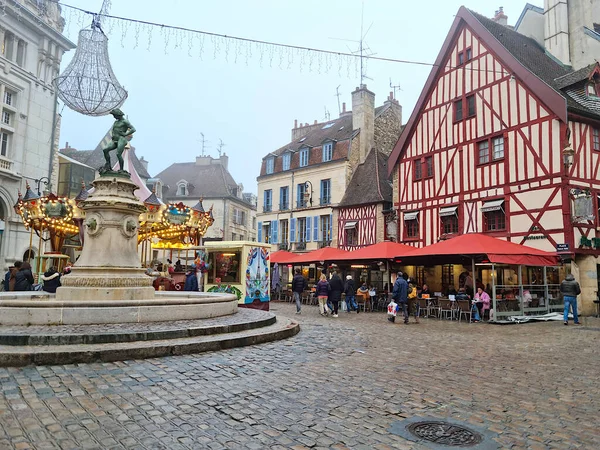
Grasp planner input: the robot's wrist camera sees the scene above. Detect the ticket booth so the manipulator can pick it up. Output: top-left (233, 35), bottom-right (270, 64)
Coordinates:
top-left (204, 241), bottom-right (270, 311)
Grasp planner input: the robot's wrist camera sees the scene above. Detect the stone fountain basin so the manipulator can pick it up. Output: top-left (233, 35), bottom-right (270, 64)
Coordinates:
top-left (0, 292), bottom-right (238, 326)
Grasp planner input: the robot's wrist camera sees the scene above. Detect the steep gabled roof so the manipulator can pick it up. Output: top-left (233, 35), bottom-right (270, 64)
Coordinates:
top-left (388, 6), bottom-right (600, 174)
top-left (338, 147), bottom-right (392, 208)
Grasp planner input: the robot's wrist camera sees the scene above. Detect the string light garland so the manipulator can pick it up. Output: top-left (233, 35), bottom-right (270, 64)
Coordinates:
top-left (41, 0), bottom-right (510, 77)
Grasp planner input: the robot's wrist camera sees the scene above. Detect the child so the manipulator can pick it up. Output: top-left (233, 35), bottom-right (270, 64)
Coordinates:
top-left (387, 298), bottom-right (399, 322)
top-left (368, 285), bottom-right (377, 311)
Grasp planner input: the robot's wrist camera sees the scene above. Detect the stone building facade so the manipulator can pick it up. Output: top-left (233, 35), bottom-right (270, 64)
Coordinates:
top-left (0, 1), bottom-right (74, 271)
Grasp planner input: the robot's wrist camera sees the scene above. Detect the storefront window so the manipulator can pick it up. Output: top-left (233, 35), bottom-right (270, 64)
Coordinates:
top-left (208, 251), bottom-right (241, 283)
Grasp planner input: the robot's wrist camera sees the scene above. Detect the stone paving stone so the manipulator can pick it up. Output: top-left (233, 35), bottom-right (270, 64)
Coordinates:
top-left (0, 303), bottom-right (598, 449)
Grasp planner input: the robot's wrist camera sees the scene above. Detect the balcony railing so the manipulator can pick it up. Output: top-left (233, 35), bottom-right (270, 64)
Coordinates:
top-left (279, 203), bottom-right (289, 211)
top-left (317, 240), bottom-right (332, 249)
top-left (295, 241), bottom-right (306, 251)
top-left (0, 156), bottom-right (13, 172)
top-left (320, 197), bottom-right (331, 206)
top-left (278, 242), bottom-right (289, 251)
top-left (263, 205), bottom-right (272, 213)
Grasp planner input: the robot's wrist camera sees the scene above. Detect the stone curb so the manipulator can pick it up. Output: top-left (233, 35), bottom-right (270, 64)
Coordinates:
top-left (0, 319), bottom-right (300, 367)
top-left (0, 315), bottom-right (277, 346)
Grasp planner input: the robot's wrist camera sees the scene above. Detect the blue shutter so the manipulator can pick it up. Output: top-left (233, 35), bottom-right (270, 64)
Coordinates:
top-left (329, 214), bottom-right (333, 240)
top-left (297, 184), bottom-right (302, 207)
top-left (257, 221), bottom-right (263, 243)
top-left (305, 217), bottom-right (312, 242)
top-left (272, 220), bottom-right (279, 244)
top-left (313, 216), bottom-right (319, 241)
top-left (290, 218), bottom-right (296, 243)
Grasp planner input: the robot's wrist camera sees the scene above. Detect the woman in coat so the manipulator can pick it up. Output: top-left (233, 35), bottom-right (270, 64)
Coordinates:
top-left (14, 261), bottom-right (34, 291)
top-left (41, 267), bottom-right (62, 293)
top-left (328, 270), bottom-right (344, 318)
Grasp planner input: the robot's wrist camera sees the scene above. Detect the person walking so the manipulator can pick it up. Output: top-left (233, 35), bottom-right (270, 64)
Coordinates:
top-left (344, 275), bottom-right (358, 313)
top-left (291, 268), bottom-right (307, 315)
top-left (328, 269), bottom-right (344, 317)
top-left (316, 274), bottom-right (331, 316)
top-left (392, 271), bottom-right (409, 324)
top-left (560, 273), bottom-right (581, 325)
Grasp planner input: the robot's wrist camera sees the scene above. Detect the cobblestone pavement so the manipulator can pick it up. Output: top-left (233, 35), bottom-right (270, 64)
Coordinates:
top-left (0, 302), bottom-right (599, 450)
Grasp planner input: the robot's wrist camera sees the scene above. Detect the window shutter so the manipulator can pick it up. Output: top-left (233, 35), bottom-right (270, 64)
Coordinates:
top-left (313, 216), bottom-right (319, 241)
top-left (329, 214), bottom-right (333, 240)
top-left (272, 220), bottom-right (279, 244)
top-left (305, 217), bottom-right (312, 242)
top-left (290, 218), bottom-right (296, 243)
top-left (257, 221), bottom-right (263, 243)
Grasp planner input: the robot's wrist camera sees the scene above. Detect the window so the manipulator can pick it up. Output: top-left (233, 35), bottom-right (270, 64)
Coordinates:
top-left (231, 232), bottom-right (237, 241)
top-left (282, 153), bottom-right (291, 171)
top-left (299, 147), bottom-right (309, 167)
top-left (266, 157), bottom-right (274, 174)
top-left (593, 128), bottom-right (600, 151)
top-left (320, 215), bottom-right (331, 242)
top-left (414, 159), bottom-right (422, 180)
top-left (457, 48), bottom-right (472, 66)
top-left (467, 95), bottom-right (476, 117)
top-left (425, 156), bottom-right (433, 178)
top-left (404, 212), bottom-right (419, 239)
top-left (297, 183), bottom-right (307, 208)
top-left (280, 186), bottom-right (289, 210)
top-left (454, 99), bottom-right (463, 121)
top-left (345, 227), bottom-right (358, 246)
top-left (441, 215), bottom-right (459, 234)
top-left (458, 52), bottom-right (464, 66)
top-left (263, 189), bottom-right (272, 212)
top-left (16, 40), bottom-right (25, 67)
top-left (442, 264), bottom-right (455, 289)
top-left (1, 132), bottom-right (9, 157)
top-left (297, 217), bottom-right (306, 242)
top-left (233, 208), bottom-right (246, 225)
top-left (3, 32), bottom-right (14, 61)
top-left (4, 91), bottom-right (13, 106)
top-left (320, 179), bottom-right (331, 205)
top-left (280, 219), bottom-right (289, 244)
top-left (252, 217), bottom-right (256, 229)
top-left (2, 111), bottom-right (10, 125)
top-left (262, 223), bottom-right (271, 243)
top-left (466, 48), bottom-right (472, 61)
top-left (586, 83), bottom-right (598, 98)
top-left (322, 142), bottom-right (333, 162)
top-left (484, 210), bottom-right (505, 231)
top-left (177, 182), bottom-right (187, 196)
top-left (478, 136), bottom-right (505, 164)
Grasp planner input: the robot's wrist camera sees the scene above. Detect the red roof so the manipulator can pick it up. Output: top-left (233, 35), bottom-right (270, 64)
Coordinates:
top-left (337, 241), bottom-right (415, 260)
top-left (289, 247), bottom-right (350, 264)
top-left (400, 234), bottom-right (558, 266)
top-left (270, 250), bottom-right (297, 264)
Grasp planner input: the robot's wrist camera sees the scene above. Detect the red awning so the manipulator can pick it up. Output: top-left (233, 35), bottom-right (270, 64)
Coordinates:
top-left (399, 233), bottom-right (558, 266)
top-left (290, 247), bottom-right (350, 264)
top-left (336, 241), bottom-right (416, 260)
top-left (270, 250), bottom-right (297, 264)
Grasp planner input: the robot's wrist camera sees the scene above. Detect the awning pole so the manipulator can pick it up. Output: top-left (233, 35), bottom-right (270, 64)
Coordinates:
top-left (518, 265), bottom-right (523, 315)
top-left (491, 263), bottom-right (496, 321)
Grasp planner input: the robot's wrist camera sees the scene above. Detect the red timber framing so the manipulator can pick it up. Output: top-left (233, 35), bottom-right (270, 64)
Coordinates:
top-left (338, 205), bottom-right (377, 251)
top-left (387, 7), bottom-right (600, 256)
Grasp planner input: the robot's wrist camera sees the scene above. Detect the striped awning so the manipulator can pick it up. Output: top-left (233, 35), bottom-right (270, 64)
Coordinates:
top-left (481, 199), bottom-right (504, 213)
top-left (440, 206), bottom-right (458, 217)
top-left (404, 211), bottom-right (419, 221)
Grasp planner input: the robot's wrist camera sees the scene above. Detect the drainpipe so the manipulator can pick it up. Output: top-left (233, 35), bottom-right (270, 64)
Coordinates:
top-left (47, 92), bottom-right (59, 191)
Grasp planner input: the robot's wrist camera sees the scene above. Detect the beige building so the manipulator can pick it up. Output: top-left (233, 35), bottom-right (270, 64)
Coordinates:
top-left (256, 85), bottom-right (402, 253)
top-left (0, 2), bottom-right (73, 270)
top-left (155, 154), bottom-right (256, 242)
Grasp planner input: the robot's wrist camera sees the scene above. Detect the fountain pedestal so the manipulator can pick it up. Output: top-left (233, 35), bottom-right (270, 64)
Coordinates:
top-left (56, 175), bottom-right (155, 301)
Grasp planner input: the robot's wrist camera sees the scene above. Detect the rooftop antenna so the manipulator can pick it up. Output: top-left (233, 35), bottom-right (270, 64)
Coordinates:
top-left (389, 78), bottom-right (402, 100)
top-left (324, 107), bottom-right (331, 122)
top-left (199, 132), bottom-right (210, 156)
top-left (335, 85), bottom-right (342, 115)
top-left (329, 0), bottom-right (375, 84)
top-left (217, 139), bottom-right (225, 157)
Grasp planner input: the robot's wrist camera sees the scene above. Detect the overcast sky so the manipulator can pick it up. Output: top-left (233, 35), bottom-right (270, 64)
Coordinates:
top-left (57, 0), bottom-right (540, 194)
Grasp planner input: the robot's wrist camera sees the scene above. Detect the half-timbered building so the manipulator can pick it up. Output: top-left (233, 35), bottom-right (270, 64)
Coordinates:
top-left (388, 6), bottom-right (600, 314)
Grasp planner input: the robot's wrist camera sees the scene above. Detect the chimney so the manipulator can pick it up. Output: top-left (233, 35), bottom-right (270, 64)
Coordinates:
top-left (492, 6), bottom-right (508, 26)
top-left (219, 153), bottom-right (229, 170)
top-left (352, 84), bottom-right (375, 165)
top-left (339, 102), bottom-right (352, 118)
top-left (294, 119), bottom-right (298, 129)
top-left (314, 120), bottom-right (317, 125)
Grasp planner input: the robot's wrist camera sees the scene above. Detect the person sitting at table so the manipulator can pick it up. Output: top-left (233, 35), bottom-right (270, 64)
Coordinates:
top-left (474, 287), bottom-right (491, 321)
top-left (455, 287), bottom-right (470, 300)
top-left (420, 284), bottom-right (431, 298)
top-left (446, 285), bottom-right (457, 297)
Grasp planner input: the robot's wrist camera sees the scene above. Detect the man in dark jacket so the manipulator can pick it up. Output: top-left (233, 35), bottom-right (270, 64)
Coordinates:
top-left (392, 271), bottom-right (409, 324)
top-left (328, 269), bottom-right (344, 317)
top-left (560, 274), bottom-right (581, 325)
top-left (291, 268), bottom-right (307, 314)
top-left (41, 267), bottom-right (62, 293)
top-left (14, 261), bottom-right (34, 291)
top-left (344, 275), bottom-right (359, 313)
top-left (8, 261), bottom-right (22, 291)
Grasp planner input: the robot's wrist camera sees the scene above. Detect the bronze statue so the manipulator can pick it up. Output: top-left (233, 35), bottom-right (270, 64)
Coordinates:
top-left (100, 108), bottom-right (136, 174)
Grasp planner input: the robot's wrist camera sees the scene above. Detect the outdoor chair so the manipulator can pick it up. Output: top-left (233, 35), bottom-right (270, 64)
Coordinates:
top-left (439, 299), bottom-right (456, 320)
top-left (457, 300), bottom-right (473, 323)
top-left (417, 298), bottom-right (428, 318)
top-left (426, 298), bottom-right (441, 318)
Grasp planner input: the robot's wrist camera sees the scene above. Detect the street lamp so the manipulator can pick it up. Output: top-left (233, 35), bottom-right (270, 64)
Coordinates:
top-left (34, 177), bottom-right (50, 196)
top-left (562, 144), bottom-right (574, 170)
top-left (303, 181), bottom-right (313, 207)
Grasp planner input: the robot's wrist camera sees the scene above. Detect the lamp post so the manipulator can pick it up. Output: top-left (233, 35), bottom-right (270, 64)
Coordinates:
top-left (34, 177), bottom-right (50, 196)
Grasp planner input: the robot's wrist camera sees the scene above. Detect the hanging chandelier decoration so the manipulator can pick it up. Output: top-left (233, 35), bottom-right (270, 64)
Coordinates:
top-left (54, 0), bottom-right (128, 116)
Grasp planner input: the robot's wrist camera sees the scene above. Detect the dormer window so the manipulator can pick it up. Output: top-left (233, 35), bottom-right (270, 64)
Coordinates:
top-left (283, 153), bottom-right (291, 171)
top-left (586, 82), bottom-right (598, 98)
top-left (299, 147), bottom-right (309, 167)
top-left (266, 157), bottom-right (274, 174)
top-left (177, 181), bottom-right (188, 196)
top-left (322, 141), bottom-right (334, 162)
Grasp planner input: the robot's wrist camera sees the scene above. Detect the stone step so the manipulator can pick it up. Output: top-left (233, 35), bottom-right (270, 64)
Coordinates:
top-left (0, 308), bottom-right (276, 346)
top-left (0, 317), bottom-right (299, 367)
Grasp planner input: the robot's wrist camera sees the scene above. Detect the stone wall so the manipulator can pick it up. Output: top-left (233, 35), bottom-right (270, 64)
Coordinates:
top-left (374, 101), bottom-right (402, 156)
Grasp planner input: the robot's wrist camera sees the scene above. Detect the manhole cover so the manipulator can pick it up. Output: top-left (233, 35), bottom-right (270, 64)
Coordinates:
top-left (407, 421), bottom-right (483, 447)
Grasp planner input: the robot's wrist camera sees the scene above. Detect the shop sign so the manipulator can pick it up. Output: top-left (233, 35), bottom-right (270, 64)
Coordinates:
top-left (556, 243), bottom-right (570, 252)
